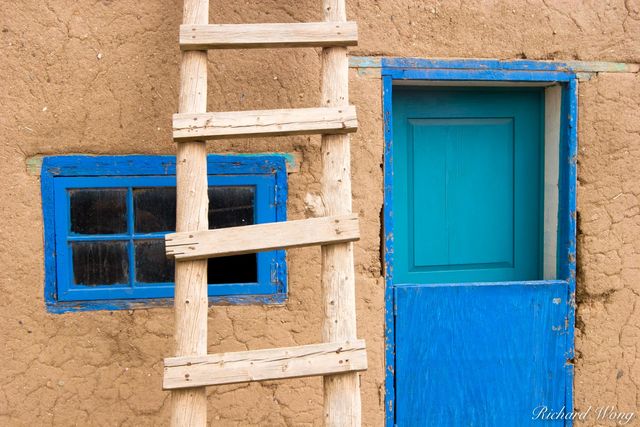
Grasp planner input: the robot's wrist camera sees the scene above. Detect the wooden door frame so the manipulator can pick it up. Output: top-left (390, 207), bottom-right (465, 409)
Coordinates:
top-left (381, 58), bottom-right (578, 426)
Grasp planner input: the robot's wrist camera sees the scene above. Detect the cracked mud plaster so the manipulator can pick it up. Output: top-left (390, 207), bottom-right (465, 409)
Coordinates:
top-left (575, 72), bottom-right (640, 426)
top-left (0, 0), bottom-right (639, 425)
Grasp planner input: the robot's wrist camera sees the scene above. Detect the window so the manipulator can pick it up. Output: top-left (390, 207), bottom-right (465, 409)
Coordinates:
top-left (42, 155), bottom-right (288, 312)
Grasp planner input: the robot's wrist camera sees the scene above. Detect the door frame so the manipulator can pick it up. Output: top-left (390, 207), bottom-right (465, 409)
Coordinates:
top-left (381, 58), bottom-right (578, 426)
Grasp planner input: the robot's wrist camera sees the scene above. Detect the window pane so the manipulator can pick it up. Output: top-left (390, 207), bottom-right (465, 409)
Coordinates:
top-left (135, 239), bottom-right (174, 283)
top-left (208, 186), bottom-right (255, 229)
top-left (69, 189), bottom-right (127, 234)
top-left (133, 187), bottom-right (176, 233)
top-left (72, 241), bottom-right (129, 285)
top-left (207, 187), bottom-right (257, 283)
top-left (208, 254), bottom-right (257, 284)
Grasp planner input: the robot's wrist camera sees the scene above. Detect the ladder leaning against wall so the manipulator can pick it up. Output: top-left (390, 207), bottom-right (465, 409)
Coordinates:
top-left (161, 0), bottom-right (367, 425)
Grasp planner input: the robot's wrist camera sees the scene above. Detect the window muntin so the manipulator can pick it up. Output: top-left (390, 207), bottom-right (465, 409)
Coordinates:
top-left (43, 155), bottom-right (287, 310)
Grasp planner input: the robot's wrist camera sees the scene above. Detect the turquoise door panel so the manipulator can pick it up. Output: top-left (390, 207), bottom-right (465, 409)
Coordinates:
top-left (410, 118), bottom-right (514, 270)
top-left (393, 87), bottom-right (543, 285)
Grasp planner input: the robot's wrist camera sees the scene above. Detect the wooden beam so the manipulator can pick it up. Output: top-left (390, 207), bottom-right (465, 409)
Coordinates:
top-left (163, 340), bottom-right (368, 389)
top-left (180, 22), bottom-right (358, 50)
top-left (172, 0), bottom-right (208, 424)
top-left (321, 1), bottom-right (363, 426)
top-left (166, 214), bottom-right (360, 261)
top-left (173, 106), bottom-right (357, 142)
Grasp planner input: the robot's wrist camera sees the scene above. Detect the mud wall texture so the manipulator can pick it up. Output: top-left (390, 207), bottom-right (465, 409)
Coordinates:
top-left (0, 0), bottom-right (638, 426)
top-left (575, 72), bottom-right (640, 424)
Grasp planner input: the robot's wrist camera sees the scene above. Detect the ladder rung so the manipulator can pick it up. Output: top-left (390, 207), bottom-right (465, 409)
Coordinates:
top-left (173, 106), bottom-right (357, 142)
top-left (163, 340), bottom-right (367, 389)
top-left (166, 214), bottom-right (360, 261)
top-left (180, 22), bottom-right (358, 50)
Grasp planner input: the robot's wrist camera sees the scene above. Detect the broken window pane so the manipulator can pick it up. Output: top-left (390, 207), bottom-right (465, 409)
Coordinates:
top-left (72, 241), bottom-right (129, 285)
top-left (133, 187), bottom-right (176, 233)
top-left (69, 189), bottom-right (127, 234)
top-left (208, 186), bottom-right (255, 229)
top-left (135, 239), bottom-right (174, 283)
top-left (208, 254), bottom-right (257, 284)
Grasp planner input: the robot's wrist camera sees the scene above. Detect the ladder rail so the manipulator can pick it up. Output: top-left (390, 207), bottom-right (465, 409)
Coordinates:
top-left (320, 1), bottom-right (363, 426)
top-left (172, 0), bottom-right (209, 425)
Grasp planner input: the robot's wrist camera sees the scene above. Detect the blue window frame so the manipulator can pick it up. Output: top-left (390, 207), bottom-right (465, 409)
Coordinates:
top-left (42, 155), bottom-right (288, 313)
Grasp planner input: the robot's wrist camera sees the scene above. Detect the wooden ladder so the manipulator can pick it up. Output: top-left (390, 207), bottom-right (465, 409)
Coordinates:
top-left (165, 0), bottom-right (366, 425)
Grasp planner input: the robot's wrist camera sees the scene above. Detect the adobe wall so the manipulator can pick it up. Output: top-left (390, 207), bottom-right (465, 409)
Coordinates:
top-left (0, 0), bottom-right (638, 425)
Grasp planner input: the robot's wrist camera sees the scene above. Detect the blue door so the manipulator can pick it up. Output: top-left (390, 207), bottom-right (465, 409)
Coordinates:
top-left (391, 87), bottom-right (568, 426)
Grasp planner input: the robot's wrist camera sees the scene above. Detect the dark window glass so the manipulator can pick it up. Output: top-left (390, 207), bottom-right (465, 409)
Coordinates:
top-left (208, 255), bottom-right (257, 284)
top-left (70, 185), bottom-right (259, 287)
top-left (72, 241), bottom-right (129, 285)
top-left (135, 239), bottom-right (174, 283)
top-left (134, 187), bottom-right (177, 233)
top-left (208, 186), bottom-right (255, 229)
top-left (207, 186), bottom-right (257, 283)
top-left (69, 189), bottom-right (127, 234)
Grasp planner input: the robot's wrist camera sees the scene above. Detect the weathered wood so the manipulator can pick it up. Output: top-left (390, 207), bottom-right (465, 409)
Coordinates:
top-left (180, 22), bottom-right (358, 50)
top-left (321, 1), bottom-right (363, 426)
top-left (173, 106), bottom-right (357, 142)
top-left (163, 340), bottom-right (368, 389)
top-left (172, 0), bottom-right (208, 423)
top-left (166, 214), bottom-right (360, 261)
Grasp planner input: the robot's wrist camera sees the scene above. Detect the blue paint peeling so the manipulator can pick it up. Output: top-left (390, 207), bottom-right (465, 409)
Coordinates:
top-left (382, 74), bottom-right (396, 427)
top-left (562, 78), bottom-right (579, 419)
top-left (41, 155), bottom-right (289, 314)
top-left (383, 68), bottom-right (573, 82)
top-left (380, 57), bottom-right (574, 71)
top-left (350, 56), bottom-right (637, 74)
top-left (381, 58), bottom-right (578, 426)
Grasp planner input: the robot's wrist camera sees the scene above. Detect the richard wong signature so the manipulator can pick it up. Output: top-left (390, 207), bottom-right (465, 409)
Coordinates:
top-left (532, 405), bottom-right (635, 425)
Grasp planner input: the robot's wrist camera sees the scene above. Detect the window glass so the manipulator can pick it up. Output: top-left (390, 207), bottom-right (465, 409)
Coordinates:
top-left (135, 239), bottom-right (174, 283)
top-left (208, 255), bottom-right (257, 284)
top-left (206, 186), bottom-right (258, 283)
top-left (208, 186), bottom-right (254, 229)
top-left (72, 241), bottom-right (129, 285)
top-left (134, 187), bottom-right (176, 233)
top-left (70, 189), bottom-right (127, 234)
top-left (132, 187), bottom-right (259, 285)
top-left (67, 185), bottom-right (262, 287)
